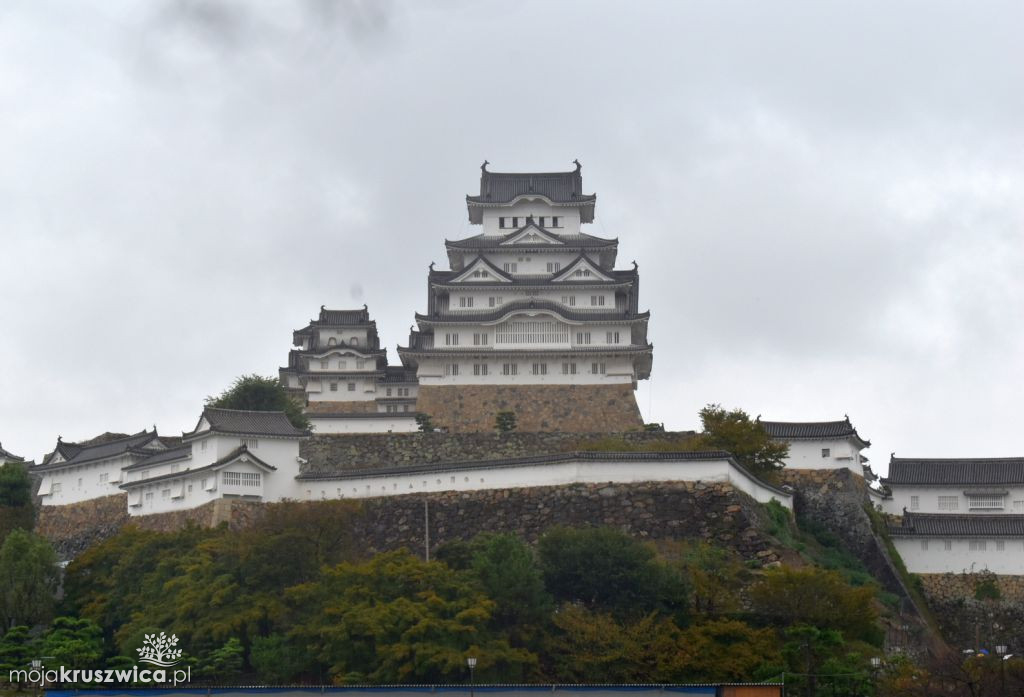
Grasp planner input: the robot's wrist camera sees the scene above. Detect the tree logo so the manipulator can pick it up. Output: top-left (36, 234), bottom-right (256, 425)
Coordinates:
top-left (136, 632), bottom-right (183, 667)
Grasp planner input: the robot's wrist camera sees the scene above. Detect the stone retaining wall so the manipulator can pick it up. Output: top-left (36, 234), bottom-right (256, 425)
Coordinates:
top-left (36, 494), bottom-right (130, 559)
top-left (918, 572), bottom-right (1024, 652)
top-left (415, 384), bottom-right (643, 432)
top-left (37, 481), bottom-right (781, 565)
top-left (299, 429), bottom-right (693, 476)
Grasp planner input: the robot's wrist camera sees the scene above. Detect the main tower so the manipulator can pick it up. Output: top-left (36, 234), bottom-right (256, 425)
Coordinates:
top-left (398, 161), bottom-right (653, 432)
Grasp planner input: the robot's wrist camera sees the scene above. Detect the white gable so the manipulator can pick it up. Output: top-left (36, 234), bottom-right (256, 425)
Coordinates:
top-left (500, 227), bottom-right (564, 246)
top-left (450, 258), bottom-right (512, 283)
top-left (551, 256), bottom-right (614, 283)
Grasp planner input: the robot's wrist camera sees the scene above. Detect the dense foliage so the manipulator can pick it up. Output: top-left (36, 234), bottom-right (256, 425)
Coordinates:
top-left (206, 374), bottom-right (310, 430)
top-left (0, 502), bottom-right (895, 688)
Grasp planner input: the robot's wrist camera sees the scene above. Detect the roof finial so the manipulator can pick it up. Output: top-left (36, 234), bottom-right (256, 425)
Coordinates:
top-left (632, 260), bottom-right (638, 271)
top-left (57, 435), bottom-right (63, 443)
top-left (429, 261), bottom-right (435, 271)
top-left (363, 303), bottom-right (368, 311)
top-left (573, 159), bottom-right (582, 172)
top-left (481, 160), bottom-right (489, 173)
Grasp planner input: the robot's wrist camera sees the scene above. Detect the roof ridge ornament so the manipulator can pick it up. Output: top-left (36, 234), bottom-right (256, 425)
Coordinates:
top-left (481, 160), bottom-right (489, 173)
top-left (573, 159), bottom-right (582, 173)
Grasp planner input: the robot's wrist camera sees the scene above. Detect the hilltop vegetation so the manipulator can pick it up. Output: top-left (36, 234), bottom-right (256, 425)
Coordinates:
top-left (0, 500), bottom-right (884, 690)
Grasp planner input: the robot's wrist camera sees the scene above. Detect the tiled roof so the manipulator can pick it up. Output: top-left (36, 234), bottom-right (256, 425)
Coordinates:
top-left (314, 306), bottom-right (372, 326)
top-left (121, 445), bottom-right (276, 488)
top-left (124, 445), bottom-right (192, 471)
top-left (759, 418), bottom-right (870, 447)
top-left (36, 430), bottom-right (160, 470)
top-left (382, 367), bottom-right (419, 383)
top-left (185, 408), bottom-right (309, 439)
top-left (466, 163), bottom-right (596, 223)
top-left (430, 268), bottom-right (636, 287)
top-left (890, 513), bottom-right (1024, 537)
top-left (883, 457), bottom-right (1024, 486)
top-left (416, 299), bottom-right (649, 324)
top-left (0, 442), bottom-right (24, 461)
top-left (446, 227), bottom-right (616, 250)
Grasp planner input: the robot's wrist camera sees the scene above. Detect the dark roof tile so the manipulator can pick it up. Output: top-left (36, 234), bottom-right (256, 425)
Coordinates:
top-left (185, 408), bottom-right (309, 439)
top-left (890, 513), bottom-right (1024, 537)
top-left (883, 457), bottom-right (1024, 486)
top-left (466, 164), bottom-right (596, 223)
top-left (760, 418), bottom-right (870, 447)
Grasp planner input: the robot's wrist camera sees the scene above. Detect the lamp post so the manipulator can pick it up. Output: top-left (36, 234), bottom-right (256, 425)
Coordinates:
top-left (870, 656), bottom-right (882, 694)
top-left (467, 656), bottom-right (477, 697)
top-left (996, 645), bottom-right (1008, 694)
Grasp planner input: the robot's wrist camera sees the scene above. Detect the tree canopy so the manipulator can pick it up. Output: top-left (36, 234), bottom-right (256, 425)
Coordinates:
top-left (206, 374), bottom-right (310, 429)
top-left (0, 529), bottom-right (59, 630)
top-left (692, 404), bottom-right (789, 477)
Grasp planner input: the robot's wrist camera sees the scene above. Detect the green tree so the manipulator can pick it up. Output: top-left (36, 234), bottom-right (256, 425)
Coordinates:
top-left (286, 550), bottom-right (536, 683)
top-left (250, 633), bottom-right (313, 684)
top-left (676, 619), bottom-right (783, 683)
top-left (680, 542), bottom-right (747, 618)
top-left (206, 374), bottom-right (309, 430)
top-left (749, 566), bottom-right (881, 644)
top-left (196, 637), bottom-right (244, 682)
top-left (494, 411), bottom-right (517, 434)
top-left (415, 413), bottom-right (436, 433)
top-left (691, 404), bottom-right (789, 477)
top-left (0, 529), bottom-right (59, 630)
top-left (470, 534), bottom-right (553, 640)
top-left (40, 617), bottom-right (104, 672)
top-left (0, 460), bottom-right (35, 540)
top-left (0, 625), bottom-right (36, 676)
top-left (538, 526), bottom-right (688, 621)
top-left (0, 460), bottom-right (33, 508)
top-left (543, 605), bottom-right (682, 683)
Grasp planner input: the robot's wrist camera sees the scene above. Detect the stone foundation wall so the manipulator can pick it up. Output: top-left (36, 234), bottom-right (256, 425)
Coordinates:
top-left (298, 430), bottom-right (695, 475)
top-left (779, 469), bottom-right (938, 653)
top-left (36, 494), bottom-right (130, 559)
top-left (415, 384), bottom-right (643, 432)
top-left (918, 572), bottom-right (1024, 651)
top-left (37, 481), bottom-right (781, 565)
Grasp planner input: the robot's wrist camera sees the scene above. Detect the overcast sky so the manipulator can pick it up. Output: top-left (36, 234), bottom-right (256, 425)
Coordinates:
top-left (2, 0), bottom-right (1022, 471)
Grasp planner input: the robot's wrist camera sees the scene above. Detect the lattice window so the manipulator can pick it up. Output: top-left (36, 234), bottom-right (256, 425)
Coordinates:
top-left (968, 494), bottom-right (1004, 510)
top-left (496, 320), bottom-right (568, 345)
top-left (937, 496), bottom-right (959, 510)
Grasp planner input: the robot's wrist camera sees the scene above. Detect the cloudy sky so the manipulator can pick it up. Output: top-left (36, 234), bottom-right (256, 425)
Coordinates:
top-left (2, 0), bottom-right (1022, 470)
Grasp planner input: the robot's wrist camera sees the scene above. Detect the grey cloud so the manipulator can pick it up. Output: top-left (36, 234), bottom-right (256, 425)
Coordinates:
top-left (1, 0), bottom-right (1022, 470)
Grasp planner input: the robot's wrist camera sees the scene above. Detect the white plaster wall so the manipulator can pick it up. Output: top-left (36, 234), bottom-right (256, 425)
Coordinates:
top-left (883, 485), bottom-right (1024, 516)
top-left (38, 454), bottom-right (138, 506)
top-left (894, 537), bottom-right (1024, 574)
top-left (448, 287), bottom-right (617, 312)
top-left (309, 416), bottom-right (419, 434)
top-left (452, 253), bottom-right (587, 276)
top-left (315, 328), bottom-right (372, 347)
top-left (431, 321), bottom-right (636, 350)
top-left (415, 355), bottom-right (636, 385)
top-left (307, 376), bottom-right (378, 401)
top-left (476, 251), bottom-right (600, 276)
top-left (781, 439), bottom-right (862, 471)
top-left (298, 457), bottom-right (792, 510)
top-left (480, 201), bottom-right (582, 236)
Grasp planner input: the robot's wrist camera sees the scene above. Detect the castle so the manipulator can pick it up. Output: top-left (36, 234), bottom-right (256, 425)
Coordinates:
top-left (13, 163), bottom-right (1024, 576)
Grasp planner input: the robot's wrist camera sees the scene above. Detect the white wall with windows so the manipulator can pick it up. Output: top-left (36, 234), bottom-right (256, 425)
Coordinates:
top-left (883, 485), bottom-right (1024, 515)
top-left (415, 354), bottom-right (637, 385)
top-left (37, 453), bottom-right (140, 506)
top-left (780, 439), bottom-right (865, 472)
top-left (893, 536), bottom-right (1024, 574)
top-left (480, 201), bottom-right (582, 236)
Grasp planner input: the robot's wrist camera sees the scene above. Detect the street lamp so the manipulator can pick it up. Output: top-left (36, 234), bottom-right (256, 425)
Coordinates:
top-left (996, 645), bottom-right (1008, 694)
top-left (467, 656), bottom-right (477, 697)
